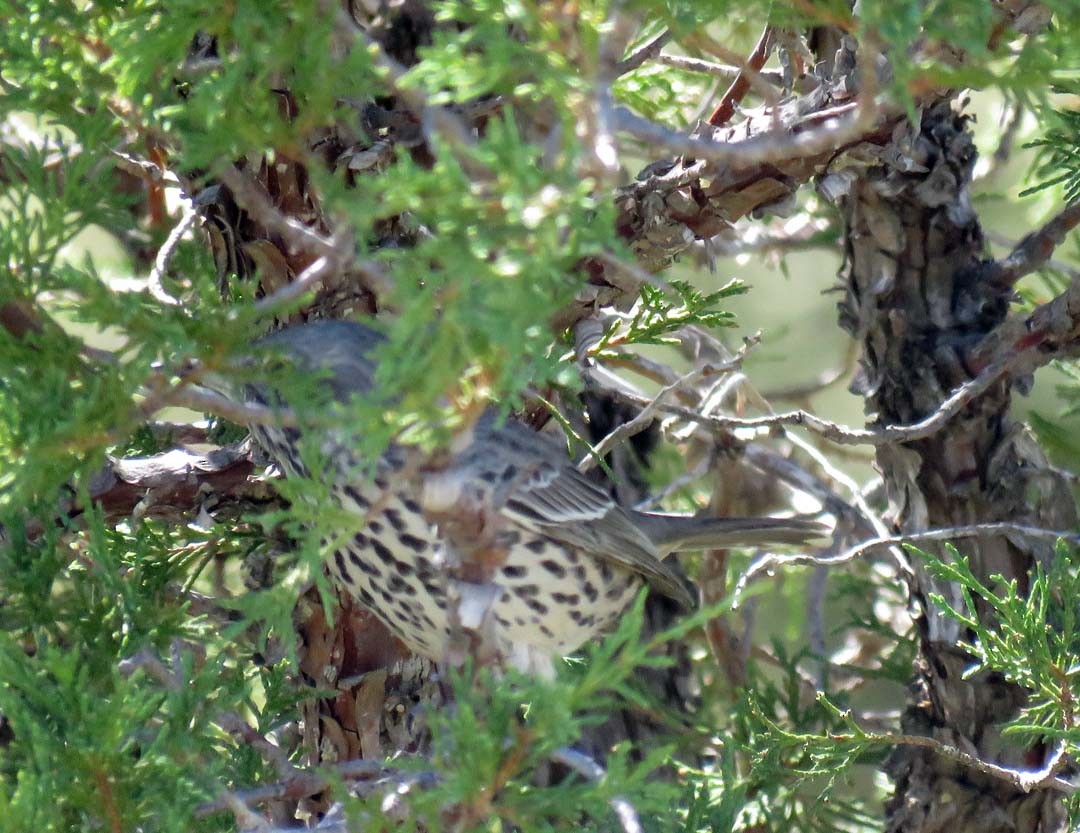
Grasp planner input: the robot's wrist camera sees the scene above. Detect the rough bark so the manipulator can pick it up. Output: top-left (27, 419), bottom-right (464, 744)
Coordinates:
top-left (829, 100), bottom-right (1075, 833)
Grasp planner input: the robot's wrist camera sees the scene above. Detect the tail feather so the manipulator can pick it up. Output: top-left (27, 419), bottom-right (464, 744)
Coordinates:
top-left (633, 513), bottom-right (827, 554)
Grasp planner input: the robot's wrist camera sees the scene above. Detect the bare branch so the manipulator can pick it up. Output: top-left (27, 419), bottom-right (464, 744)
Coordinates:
top-left (613, 97), bottom-right (878, 168)
top-left (196, 759), bottom-right (394, 817)
top-left (615, 29), bottom-right (672, 75)
top-left (610, 346), bottom-right (1017, 447)
top-left (993, 200), bottom-right (1080, 287)
top-left (147, 198), bottom-right (198, 307)
top-left (160, 384), bottom-right (296, 427)
top-left (656, 53), bottom-right (786, 86)
top-left (881, 735), bottom-right (1074, 795)
top-left (550, 748), bottom-right (643, 833)
top-left (734, 523), bottom-right (1080, 601)
top-left (578, 338), bottom-right (754, 472)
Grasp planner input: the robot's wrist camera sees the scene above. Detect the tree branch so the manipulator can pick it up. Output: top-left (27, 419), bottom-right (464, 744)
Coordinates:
top-left (993, 200), bottom-right (1080, 287)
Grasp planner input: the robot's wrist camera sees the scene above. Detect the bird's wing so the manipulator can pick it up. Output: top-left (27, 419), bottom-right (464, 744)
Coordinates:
top-left (484, 424), bottom-right (696, 608)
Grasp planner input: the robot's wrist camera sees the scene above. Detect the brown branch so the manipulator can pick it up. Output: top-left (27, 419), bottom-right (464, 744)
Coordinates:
top-left (993, 201), bottom-right (1080, 287)
top-left (707, 26), bottom-right (774, 127)
top-left (615, 29), bottom-right (672, 75)
top-left (196, 759), bottom-right (398, 817)
top-left (87, 443), bottom-right (262, 520)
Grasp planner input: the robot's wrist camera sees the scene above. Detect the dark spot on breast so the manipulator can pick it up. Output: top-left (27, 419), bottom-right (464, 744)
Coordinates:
top-left (552, 592), bottom-right (580, 605)
top-left (354, 532), bottom-right (369, 547)
top-left (480, 468), bottom-right (499, 483)
top-left (539, 624), bottom-right (554, 638)
top-left (515, 617), bottom-right (526, 626)
top-left (525, 538), bottom-right (547, 554)
top-left (384, 508), bottom-right (404, 532)
top-left (398, 599), bottom-right (413, 613)
top-left (393, 558), bottom-right (412, 577)
top-left (574, 565), bottom-right (587, 581)
top-left (583, 581), bottom-right (598, 603)
top-left (368, 521), bottom-right (383, 534)
top-left (357, 587), bottom-right (375, 605)
top-left (540, 559), bottom-right (566, 578)
top-left (343, 485), bottom-right (370, 509)
top-left (502, 565), bottom-right (527, 578)
top-left (432, 593), bottom-right (447, 609)
top-left (568, 610), bottom-right (583, 624)
top-left (565, 550), bottom-right (580, 565)
top-left (525, 599), bottom-right (549, 614)
top-left (333, 551), bottom-right (348, 577)
top-left (599, 562), bottom-right (613, 582)
top-left (398, 533), bottom-right (428, 552)
top-left (348, 550), bottom-right (381, 577)
top-left (402, 496), bottom-right (422, 514)
top-left (500, 464), bottom-right (518, 482)
top-left (514, 584), bottom-right (539, 597)
top-left (387, 575), bottom-right (417, 596)
top-left (495, 615), bottom-right (511, 628)
top-left (370, 538), bottom-right (395, 565)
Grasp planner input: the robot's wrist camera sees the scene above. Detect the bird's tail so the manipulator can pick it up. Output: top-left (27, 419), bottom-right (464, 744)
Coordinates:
top-left (633, 513), bottom-right (827, 554)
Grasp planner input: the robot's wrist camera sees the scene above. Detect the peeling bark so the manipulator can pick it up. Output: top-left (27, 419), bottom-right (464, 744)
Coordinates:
top-left (829, 101), bottom-right (1075, 833)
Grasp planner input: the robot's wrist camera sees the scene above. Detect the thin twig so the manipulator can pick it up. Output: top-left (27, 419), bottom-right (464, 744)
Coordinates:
top-left (615, 29), bottom-right (672, 75)
top-left (656, 53), bottom-right (786, 86)
top-left (611, 349), bottom-right (1023, 447)
top-left (734, 523), bottom-right (1080, 601)
top-left (148, 199), bottom-right (199, 307)
top-left (578, 340), bottom-right (755, 472)
top-left (551, 748), bottom-right (643, 833)
top-left (252, 254), bottom-right (332, 315)
top-left (217, 167), bottom-right (342, 263)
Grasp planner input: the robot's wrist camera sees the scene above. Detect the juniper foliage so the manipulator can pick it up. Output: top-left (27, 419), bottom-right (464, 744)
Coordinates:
top-left (2, 2), bottom-right (1080, 833)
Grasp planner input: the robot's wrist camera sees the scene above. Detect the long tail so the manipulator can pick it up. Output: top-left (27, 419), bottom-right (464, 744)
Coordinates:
top-left (633, 513), bottom-right (827, 554)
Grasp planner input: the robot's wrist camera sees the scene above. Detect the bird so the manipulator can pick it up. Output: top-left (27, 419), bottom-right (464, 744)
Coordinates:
top-left (240, 319), bottom-right (824, 675)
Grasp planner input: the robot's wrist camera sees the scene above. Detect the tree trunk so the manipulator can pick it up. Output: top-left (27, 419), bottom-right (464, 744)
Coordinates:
top-left (832, 100), bottom-right (1075, 832)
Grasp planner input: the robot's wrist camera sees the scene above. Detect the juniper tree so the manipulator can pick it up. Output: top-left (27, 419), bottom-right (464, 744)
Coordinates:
top-left (2, 2), bottom-right (1080, 833)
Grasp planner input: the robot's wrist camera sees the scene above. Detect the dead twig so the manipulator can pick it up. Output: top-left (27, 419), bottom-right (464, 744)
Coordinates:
top-left (734, 522), bottom-right (1080, 601)
top-left (707, 26), bottom-right (775, 127)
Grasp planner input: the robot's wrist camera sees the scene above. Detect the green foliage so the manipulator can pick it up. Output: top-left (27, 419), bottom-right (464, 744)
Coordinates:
top-left (3, 1), bottom-right (1080, 832)
top-left (916, 541), bottom-right (1080, 744)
